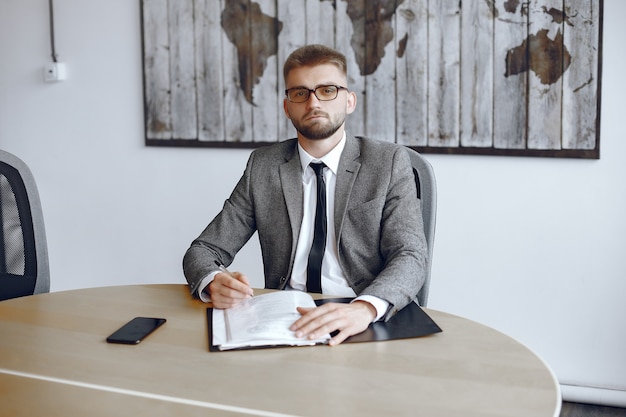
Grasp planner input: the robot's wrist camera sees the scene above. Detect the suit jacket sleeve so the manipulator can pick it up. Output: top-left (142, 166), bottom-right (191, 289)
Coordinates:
top-left (336, 139), bottom-right (427, 320)
top-left (182, 140), bottom-right (299, 296)
top-left (182, 152), bottom-right (259, 296)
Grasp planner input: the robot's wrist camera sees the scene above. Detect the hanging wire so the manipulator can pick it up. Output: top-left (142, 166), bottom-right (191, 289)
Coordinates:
top-left (49, 0), bottom-right (58, 62)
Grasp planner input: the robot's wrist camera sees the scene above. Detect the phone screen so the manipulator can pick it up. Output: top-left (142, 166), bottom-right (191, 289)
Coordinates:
top-left (106, 317), bottom-right (166, 345)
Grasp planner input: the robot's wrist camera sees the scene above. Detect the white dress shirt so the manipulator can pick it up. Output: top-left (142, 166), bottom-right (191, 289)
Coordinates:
top-left (291, 133), bottom-right (388, 322)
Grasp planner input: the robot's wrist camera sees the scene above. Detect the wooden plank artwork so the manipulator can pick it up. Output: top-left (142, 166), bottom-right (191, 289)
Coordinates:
top-left (141, 0), bottom-right (602, 158)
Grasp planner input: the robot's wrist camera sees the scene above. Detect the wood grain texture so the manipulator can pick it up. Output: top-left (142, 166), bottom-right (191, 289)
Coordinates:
top-left (561, 0), bottom-right (601, 150)
top-left (141, 0), bottom-right (602, 158)
top-left (0, 284), bottom-right (561, 417)
top-left (395, 0), bottom-right (428, 146)
top-left (168, 0), bottom-right (197, 140)
top-left (338, 0), bottom-right (366, 137)
top-left (527, 0), bottom-right (565, 150)
top-left (195, 0), bottom-right (226, 142)
top-left (142, 0), bottom-right (171, 140)
top-left (427, 0), bottom-right (461, 148)
top-left (494, 0), bottom-right (528, 150)
top-left (460, 0), bottom-right (494, 148)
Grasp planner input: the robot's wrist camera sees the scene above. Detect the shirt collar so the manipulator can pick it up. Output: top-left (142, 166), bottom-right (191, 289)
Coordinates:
top-left (297, 132), bottom-right (346, 176)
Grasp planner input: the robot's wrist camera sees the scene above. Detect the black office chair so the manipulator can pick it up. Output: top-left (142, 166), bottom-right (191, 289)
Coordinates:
top-left (0, 150), bottom-right (49, 301)
top-left (405, 148), bottom-right (437, 307)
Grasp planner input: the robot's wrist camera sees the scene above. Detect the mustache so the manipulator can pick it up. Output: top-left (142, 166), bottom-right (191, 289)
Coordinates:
top-left (304, 110), bottom-right (329, 119)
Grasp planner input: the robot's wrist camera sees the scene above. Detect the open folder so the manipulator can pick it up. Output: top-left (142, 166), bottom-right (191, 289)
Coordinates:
top-left (207, 291), bottom-right (442, 352)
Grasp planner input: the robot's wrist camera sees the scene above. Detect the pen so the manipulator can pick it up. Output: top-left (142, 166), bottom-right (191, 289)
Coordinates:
top-left (214, 260), bottom-right (254, 298)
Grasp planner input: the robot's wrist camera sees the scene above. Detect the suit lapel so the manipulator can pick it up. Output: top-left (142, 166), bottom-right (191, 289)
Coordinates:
top-left (279, 144), bottom-right (304, 250)
top-left (335, 136), bottom-right (361, 239)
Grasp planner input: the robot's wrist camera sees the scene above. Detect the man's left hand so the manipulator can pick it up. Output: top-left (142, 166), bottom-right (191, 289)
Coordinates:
top-left (290, 301), bottom-right (376, 346)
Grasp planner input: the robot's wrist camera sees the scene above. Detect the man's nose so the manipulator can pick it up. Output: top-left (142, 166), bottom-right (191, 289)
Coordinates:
top-left (305, 92), bottom-right (322, 108)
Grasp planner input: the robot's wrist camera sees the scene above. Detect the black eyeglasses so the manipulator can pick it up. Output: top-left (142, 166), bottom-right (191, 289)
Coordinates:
top-left (285, 85), bottom-right (347, 103)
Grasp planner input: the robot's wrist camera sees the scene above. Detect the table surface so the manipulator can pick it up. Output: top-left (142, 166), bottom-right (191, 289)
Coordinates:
top-left (0, 284), bottom-right (561, 417)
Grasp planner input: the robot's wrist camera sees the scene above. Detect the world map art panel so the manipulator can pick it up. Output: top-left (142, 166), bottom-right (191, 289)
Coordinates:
top-left (141, 0), bottom-right (602, 159)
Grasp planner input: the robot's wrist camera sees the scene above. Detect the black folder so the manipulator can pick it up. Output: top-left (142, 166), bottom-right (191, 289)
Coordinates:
top-left (207, 298), bottom-right (442, 352)
top-left (315, 298), bottom-right (442, 343)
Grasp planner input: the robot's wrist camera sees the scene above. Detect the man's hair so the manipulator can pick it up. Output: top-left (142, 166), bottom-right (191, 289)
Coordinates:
top-left (283, 44), bottom-right (347, 81)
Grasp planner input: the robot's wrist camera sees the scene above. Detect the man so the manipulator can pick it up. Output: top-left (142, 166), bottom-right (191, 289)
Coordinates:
top-left (183, 44), bottom-right (427, 346)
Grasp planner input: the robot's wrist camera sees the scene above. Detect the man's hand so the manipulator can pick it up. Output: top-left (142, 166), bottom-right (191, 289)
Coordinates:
top-left (207, 271), bottom-right (254, 309)
top-left (289, 301), bottom-right (376, 346)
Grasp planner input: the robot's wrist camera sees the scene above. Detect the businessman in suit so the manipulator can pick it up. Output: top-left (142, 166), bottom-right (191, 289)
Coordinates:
top-left (183, 44), bottom-right (427, 346)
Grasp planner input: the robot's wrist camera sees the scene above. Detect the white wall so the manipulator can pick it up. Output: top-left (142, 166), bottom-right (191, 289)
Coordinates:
top-left (1, 0), bottom-right (624, 406)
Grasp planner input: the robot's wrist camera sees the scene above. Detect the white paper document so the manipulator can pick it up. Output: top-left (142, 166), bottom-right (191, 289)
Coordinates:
top-left (211, 291), bottom-right (330, 351)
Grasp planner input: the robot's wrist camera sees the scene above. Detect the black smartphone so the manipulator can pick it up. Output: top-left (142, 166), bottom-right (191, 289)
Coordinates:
top-left (106, 317), bottom-right (166, 345)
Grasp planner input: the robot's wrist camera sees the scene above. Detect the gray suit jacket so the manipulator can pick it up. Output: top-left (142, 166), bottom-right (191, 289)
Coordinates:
top-left (183, 135), bottom-right (427, 320)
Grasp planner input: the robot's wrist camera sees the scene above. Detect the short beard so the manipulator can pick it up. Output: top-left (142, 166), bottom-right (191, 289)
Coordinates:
top-left (291, 113), bottom-right (345, 140)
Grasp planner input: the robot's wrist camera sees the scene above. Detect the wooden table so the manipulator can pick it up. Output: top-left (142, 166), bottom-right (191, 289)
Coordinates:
top-left (0, 284), bottom-right (561, 416)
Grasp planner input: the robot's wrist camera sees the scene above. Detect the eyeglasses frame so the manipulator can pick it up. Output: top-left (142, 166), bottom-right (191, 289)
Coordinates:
top-left (284, 85), bottom-right (348, 103)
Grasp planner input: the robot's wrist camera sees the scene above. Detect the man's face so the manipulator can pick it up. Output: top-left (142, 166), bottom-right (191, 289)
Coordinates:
top-left (283, 64), bottom-right (356, 141)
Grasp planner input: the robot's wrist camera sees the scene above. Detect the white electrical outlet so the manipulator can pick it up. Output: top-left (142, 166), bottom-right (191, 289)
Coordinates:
top-left (43, 62), bottom-right (67, 83)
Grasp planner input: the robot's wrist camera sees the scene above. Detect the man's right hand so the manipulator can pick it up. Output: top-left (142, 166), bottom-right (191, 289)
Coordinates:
top-left (207, 271), bottom-right (254, 309)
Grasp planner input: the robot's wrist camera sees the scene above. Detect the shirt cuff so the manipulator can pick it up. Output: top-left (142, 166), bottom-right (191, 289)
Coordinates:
top-left (197, 271), bottom-right (220, 302)
top-left (352, 295), bottom-right (389, 322)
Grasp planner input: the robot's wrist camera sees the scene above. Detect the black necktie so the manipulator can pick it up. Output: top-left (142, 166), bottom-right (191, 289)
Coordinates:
top-left (307, 162), bottom-right (326, 293)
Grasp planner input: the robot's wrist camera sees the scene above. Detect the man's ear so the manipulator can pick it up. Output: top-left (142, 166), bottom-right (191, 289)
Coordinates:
top-left (346, 90), bottom-right (357, 115)
top-left (283, 99), bottom-right (291, 119)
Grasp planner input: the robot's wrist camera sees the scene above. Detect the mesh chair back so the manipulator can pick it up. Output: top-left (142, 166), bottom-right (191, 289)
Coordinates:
top-left (0, 150), bottom-right (49, 301)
